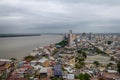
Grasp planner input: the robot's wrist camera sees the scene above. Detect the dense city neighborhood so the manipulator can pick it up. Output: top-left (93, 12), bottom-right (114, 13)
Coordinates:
top-left (0, 31), bottom-right (120, 80)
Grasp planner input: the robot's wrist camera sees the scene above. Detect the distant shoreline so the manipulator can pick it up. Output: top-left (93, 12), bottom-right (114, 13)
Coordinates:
top-left (0, 33), bottom-right (64, 38)
top-left (0, 35), bottom-right (63, 59)
top-left (0, 34), bottom-right (41, 38)
top-left (0, 33), bottom-right (120, 38)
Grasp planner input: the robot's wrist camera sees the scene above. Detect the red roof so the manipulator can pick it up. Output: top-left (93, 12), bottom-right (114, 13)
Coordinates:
top-left (20, 65), bottom-right (32, 69)
top-left (0, 61), bottom-right (5, 67)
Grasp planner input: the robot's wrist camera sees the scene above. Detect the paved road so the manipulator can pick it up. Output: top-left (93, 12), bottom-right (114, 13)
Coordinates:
top-left (54, 49), bottom-right (62, 59)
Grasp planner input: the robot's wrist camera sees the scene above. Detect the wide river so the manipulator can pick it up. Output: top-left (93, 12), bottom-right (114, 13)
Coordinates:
top-left (0, 35), bottom-right (63, 59)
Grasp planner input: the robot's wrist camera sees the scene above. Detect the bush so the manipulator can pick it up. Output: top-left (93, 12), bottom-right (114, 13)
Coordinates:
top-left (117, 62), bottom-right (120, 73)
top-left (52, 77), bottom-right (64, 80)
top-left (10, 58), bottom-right (17, 61)
top-left (107, 63), bottom-right (113, 67)
top-left (93, 61), bottom-right (99, 67)
top-left (107, 41), bottom-right (113, 45)
top-left (79, 73), bottom-right (90, 80)
top-left (24, 55), bottom-right (35, 61)
top-left (56, 39), bottom-right (68, 47)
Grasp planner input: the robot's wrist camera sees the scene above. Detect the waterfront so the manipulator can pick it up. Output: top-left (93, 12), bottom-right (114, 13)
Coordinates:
top-left (0, 31), bottom-right (120, 80)
top-left (0, 35), bottom-right (63, 59)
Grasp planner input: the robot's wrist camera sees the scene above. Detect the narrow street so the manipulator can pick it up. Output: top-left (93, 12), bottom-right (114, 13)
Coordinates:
top-left (54, 48), bottom-right (62, 59)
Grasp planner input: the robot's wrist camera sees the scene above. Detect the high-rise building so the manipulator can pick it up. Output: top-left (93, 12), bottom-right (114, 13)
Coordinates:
top-left (68, 30), bottom-right (76, 47)
top-left (69, 30), bottom-right (72, 34)
top-left (68, 30), bottom-right (72, 47)
top-left (88, 32), bottom-right (92, 40)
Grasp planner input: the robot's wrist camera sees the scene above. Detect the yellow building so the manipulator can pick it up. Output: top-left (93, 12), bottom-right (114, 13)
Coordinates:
top-left (69, 58), bottom-right (75, 67)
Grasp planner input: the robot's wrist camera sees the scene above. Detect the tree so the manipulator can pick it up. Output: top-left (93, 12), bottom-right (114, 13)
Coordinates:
top-left (79, 73), bottom-right (84, 80)
top-left (107, 41), bottom-right (112, 45)
top-left (75, 50), bottom-right (86, 69)
top-left (77, 50), bottom-right (87, 59)
top-left (82, 32), bottom-right (86, 37)
top-left (52, 77), bottom-right (64, 80)
top-left (75, 57), bottom-right (85, 69)
top-left (117, 62), bottom-right (120, 73)
top-left (107, 63), bottom-right (113, 67)
top-left (81, 51), bottom-right (87, 59)
top-left (24, 55), bottom-right (35, 62)
top-left (75, 63), bottom-right (83, 69)
top-left (84, 73), bottom-right (90, 80)
top-left (78, 57), bottom-right (85, 62)
top-left (77, 50), bottom-right (82, 53)
top-left (79, 73), bottom-right (90, 80)
top-left (56, 39), bottom-right (68, 47)
top-left (93, 61), bottom-right (99, 67)
top-left (10, 58), bottom-right (17, 61)
top-left (96, 48), bottom-right (102, 54)
top-left (110, 56), bottom-right (115, 61)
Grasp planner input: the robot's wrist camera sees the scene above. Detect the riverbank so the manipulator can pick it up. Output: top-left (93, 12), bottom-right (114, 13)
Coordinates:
top-left (0, 35), bottom-right (63, 59)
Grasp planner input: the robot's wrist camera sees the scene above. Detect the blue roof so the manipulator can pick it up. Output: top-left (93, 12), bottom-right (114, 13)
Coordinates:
top-left (56, 45), bottom-right (61, 48)
top-left (54, 64), bottom-right (62, 76)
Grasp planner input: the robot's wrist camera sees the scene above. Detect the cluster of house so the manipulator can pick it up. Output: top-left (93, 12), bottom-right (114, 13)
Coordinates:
top-left (1, 33), bottom-right (120, 80)
top-left (58, 47), bottom-right (76, 78)
top-left (89, 34), bottom-right (120, 61)
top-left (65, 32), bottom-right (120, 80)
top-left (5, 44), bottom-right (62, 80)
top-left (0, 59), bottom-right (15, 80)
top-left (78, 34), bottom-right (120, 80)
top-left (0, 43), bottom-right (78, 80)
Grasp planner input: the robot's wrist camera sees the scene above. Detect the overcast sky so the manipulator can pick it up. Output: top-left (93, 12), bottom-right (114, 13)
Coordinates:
top-left (0, 0), bottom-right (120, 33)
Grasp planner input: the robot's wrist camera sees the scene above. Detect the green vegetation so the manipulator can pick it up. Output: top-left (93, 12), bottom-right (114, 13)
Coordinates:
top-left (107, 63), bottom-right (113, 67)
top-left (75, 50), bottom-right (86, 69)
top-left (77, 50), bottom-right (82, 53)
top-left (77, 50), bottom-right (87, 59)
top-left (110, 56), bottom-right (115, 61)
top-left (93, 61), bottom-right (99, 67)
top-left (75, 62), bottom-right (85, 69)
top-left (95, 48), bottom-right (102, 54)
top-left (117, 61), bottom-right (120, 73)
top-left (56, 39), bottom-right (68, 47)
top-left (24, 55), bottom-right (35, 62)
top-left (51, 77), bottom-right (64, 80)
top-left (82, 32), bottom-right (86, 37)
top-left (76, 73), bottom-right (90, 80)
top-left (10, 58), bottom-right (17, 61)
top-left (95, 47), bottom-right (107, 55)
top-left (76, 57), bottom-right (85, 62)
top-left (107, 41), bottom-right (113, 45)
top-left (24, 74), bottom-right (32, 80)
top-left (75, 57), bottom-right (85, 69)
top-left (62, 67), bottom-right (66, 71)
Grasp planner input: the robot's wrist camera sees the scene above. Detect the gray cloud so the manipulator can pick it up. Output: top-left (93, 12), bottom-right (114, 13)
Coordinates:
top-left (0, 0), bottom-right (120, 33)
